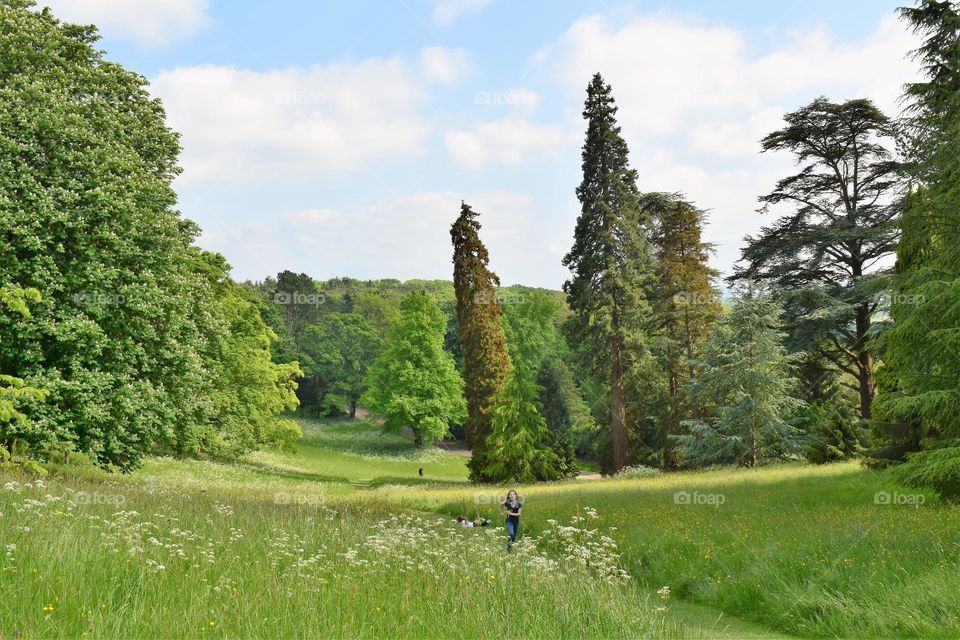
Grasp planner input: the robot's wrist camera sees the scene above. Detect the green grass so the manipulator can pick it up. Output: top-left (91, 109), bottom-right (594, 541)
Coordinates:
top-left (2, 416), bottom-right (958, 638)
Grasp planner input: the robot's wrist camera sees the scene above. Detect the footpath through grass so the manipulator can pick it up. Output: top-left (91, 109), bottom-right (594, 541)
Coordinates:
top-left (2, 416), bottom-right (956, 638)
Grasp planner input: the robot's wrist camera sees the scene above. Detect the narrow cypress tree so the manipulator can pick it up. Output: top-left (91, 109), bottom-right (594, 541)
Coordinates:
top-left (563, 73), bottom-right (655, 472)
top-left (451, 201), bottom-right (511, 482)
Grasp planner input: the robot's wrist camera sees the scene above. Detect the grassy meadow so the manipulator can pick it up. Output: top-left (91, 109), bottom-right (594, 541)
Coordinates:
top-left (2, 417), bottom-right (957, 639)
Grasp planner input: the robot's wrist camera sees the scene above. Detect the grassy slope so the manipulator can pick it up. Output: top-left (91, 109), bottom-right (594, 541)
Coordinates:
top-left (4, 417), bottom-right (957, 638)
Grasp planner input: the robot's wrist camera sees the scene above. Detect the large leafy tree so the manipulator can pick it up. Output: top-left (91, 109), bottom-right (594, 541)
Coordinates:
top-left (362, 293), bottom-right (466, 446)
top-left (732, 98), bottom-right (904, 421)
top-left (645, 193), bottom-right (721, 467)
top-left (674, 285), bottom-right (807, 467)
top-left (563, 73), bottom-right (656, 472)
top-left (0, 3), bottom-right (300, 468)
top-left (300, 312), bottom-right (380, 416)
top-left (450, 201), bottom-right (511, 481)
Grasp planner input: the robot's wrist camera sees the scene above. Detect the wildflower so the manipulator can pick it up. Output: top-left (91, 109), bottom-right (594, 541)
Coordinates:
top-left (657, 585), bottom-right (671, 600)
top-left (43, 604), bottom-right (55, 613)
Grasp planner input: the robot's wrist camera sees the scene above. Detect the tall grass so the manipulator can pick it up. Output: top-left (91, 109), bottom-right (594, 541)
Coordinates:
top-left (422, 462), bottom-right (960, 638)
top-left (0, 476), bottom-right (681, 639)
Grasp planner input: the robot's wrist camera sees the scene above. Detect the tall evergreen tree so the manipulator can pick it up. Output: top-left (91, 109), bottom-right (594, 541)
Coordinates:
top-left (563, 73), bottom-right (656, 472)
top-left (872, 1), bottom-right (960, 497)
top-left (645, 193), bottom-right (721, 467)
top-left (450, 201), bottom-right (511, 482)
top-left (731, 98), bottom-right (904, 421)
top-left (674, 285), bottom-right (807, 468)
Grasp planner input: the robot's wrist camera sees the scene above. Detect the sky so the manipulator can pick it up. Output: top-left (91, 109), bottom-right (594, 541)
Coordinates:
top-left (38, 0), bottom-right (922, 289)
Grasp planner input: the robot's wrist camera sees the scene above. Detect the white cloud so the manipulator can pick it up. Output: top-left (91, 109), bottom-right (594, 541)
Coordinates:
top-left (545, 11), bottom-right (922, 277)
top-left (432, 0), bottom-right (490, 27)
top-left (420, 46), bottom-right (469, 84)
top-left (40, 0), bottom-right (211, 46)
top-left (150, 59), bottom-right (431, 183)
top-left (444, 118), bottom-right (573, 171)
top-left (201, 190), bottom-right (567, 287)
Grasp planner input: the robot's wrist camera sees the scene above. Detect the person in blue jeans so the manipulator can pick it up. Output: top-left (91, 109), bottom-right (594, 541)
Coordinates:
top-left (500, 490), bottom-right (522, 551)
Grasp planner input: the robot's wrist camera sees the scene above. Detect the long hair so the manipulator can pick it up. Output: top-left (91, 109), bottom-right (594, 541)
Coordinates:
top-left (505, 489), bottom-right (519, 505)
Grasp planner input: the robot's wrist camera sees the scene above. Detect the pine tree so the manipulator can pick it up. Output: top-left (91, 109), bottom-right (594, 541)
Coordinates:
top-left (645, 193), bottom-right (721, 467)
top-left (563, 73), bottom-right (656, 472)
top-left (361, 293), bottom-right (466, 446)
top-left (484, 359), bottom-right (563, 483)
top-left (450, 201), bottom-right (511, 482)
top-left (674, 285), bottom-right (807, 467)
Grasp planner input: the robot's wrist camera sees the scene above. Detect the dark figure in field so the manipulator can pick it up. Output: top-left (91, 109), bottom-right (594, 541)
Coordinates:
top-left (456, 515), bottom-right (491, 528)
top-left (500, 490), bottom-right (522, 550)
top-left (418, 468), bottom-right (424, 477)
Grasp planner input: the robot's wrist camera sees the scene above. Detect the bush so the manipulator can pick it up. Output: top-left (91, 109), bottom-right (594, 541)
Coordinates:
top-left (612, 464), bottom-right (662, 479)
top-left (801, 398), bottom-right (864, 463)
top-left (892, 445), bottom-right (960, 501)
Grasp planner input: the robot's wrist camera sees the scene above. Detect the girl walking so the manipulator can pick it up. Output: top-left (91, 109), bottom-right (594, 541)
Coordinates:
top-left (500, 490), bottom-right (522, 551)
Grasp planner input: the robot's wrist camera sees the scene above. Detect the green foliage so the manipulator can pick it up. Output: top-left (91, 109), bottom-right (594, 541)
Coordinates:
top-left (0, 5), bottom-right (300, 468)
top-left (534, 358), bottom-right (580, 478)
top-left (674, 285), bottom-right (807, 467)
top-left (645, 193), bottom-right (721, 468)
top-left (362, 293), bottom-right (466, 446)
top-left (893, 445), bottom-right (960, 502)
top-left (563, 73), bottom-right (656, 471)
top-left (732, 97), bottom-right (903, 421)
top-left (872, 2), bottom-right (960, 492)
top-left (800, 396), bottom-right (864, 464)
top-left (484, 359), bottom-right (563, 483)
top-left (450, 201), bottom-right (511, 481)
top-left (0, 286), bottom-right (48, 448)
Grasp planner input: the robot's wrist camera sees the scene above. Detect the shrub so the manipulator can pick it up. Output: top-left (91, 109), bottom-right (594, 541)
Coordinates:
top-left (892, 445), bottom-right (960, 501)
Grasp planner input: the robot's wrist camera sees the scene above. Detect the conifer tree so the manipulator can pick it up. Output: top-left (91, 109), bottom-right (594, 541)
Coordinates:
top-left (674, 285), bottom-right (806, 467)
top-left (873, 0), bottom-right (960, 498)
top-left (450, 202), bottom-right (510, 481)
top-left (484, 359), bottom-right (563, 483)
top-left (563, 73), bottom-right (656, 472)
top-left (732, 98), bottom-right (903, 421)
top-left (645, 193), bottom-right (721, 467)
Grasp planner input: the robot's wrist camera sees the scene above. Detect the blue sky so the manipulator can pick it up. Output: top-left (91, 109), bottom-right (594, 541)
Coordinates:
top-left (41, 0), bottom-right (918, 288)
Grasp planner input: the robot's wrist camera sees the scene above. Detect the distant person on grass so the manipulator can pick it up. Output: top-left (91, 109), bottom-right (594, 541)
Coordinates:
top-left (456, 515), bottom-right (491, 528)
top-left (500, 490), bottom-right (522, 551)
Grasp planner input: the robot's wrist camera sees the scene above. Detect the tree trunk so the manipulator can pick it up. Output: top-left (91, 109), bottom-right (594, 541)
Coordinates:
top-left (610, 334), bottom-right (629, 472)
top-left (855, 305), bottom-right (874, 420)
top-left (349, 400), bottom-right (357, 418)
top-left (414, 431), bottom-right (424, 447)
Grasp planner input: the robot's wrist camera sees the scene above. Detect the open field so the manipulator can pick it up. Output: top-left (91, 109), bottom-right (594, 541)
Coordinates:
top-left (2, 417), bottom-right (957, 638)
